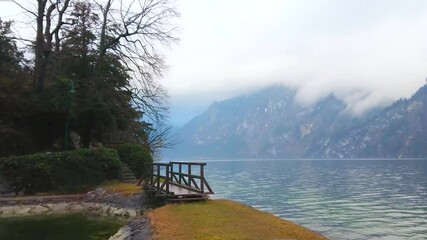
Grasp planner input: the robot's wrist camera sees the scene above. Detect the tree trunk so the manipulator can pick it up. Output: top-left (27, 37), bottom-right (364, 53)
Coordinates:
top-left (34, 0), bottom-right (47, 91)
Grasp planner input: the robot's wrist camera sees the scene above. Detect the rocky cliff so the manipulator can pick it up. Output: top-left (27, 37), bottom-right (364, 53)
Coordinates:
top-left (167, 84), bottom-right (427, 159)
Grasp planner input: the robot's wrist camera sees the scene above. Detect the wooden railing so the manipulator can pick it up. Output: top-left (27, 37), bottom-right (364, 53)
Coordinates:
top-left (142, 162), bottom-right (214, 197)
top-left (144, 163), bottom-right (171, 196)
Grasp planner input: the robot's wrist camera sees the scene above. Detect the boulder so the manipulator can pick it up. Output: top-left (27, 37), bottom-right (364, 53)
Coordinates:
top-left (29, 205), bottom-right (50, 214)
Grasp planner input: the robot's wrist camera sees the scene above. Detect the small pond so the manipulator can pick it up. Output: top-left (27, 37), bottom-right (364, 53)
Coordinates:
top-left (0, 213), bottom-right (126, 240)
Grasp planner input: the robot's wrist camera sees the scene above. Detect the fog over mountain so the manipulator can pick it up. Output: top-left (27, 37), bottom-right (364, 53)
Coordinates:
top-left (160, 0), bottom-right (427, 125)
top-left (165, 83), bottom-right (427, 159)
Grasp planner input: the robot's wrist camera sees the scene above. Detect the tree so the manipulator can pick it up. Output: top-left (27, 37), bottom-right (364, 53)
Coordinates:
top-left (12, 0), bottom-right (72, 91)
top-left (56, 1), bottom-right (139, 147)
top-left (91, 0), bottom-right (178, 123)
top-left (0, 19), bottom-right (33, 156)
top-left (8, 0), bottom-right (179, 153)
top-left (93, 0), bottom-right (179, 152)
top-left (0, 19), bottom-right (23, 76)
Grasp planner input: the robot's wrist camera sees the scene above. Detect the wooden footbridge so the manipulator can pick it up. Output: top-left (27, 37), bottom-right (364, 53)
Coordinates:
top-left (139, 162), bottom-right (214, 202)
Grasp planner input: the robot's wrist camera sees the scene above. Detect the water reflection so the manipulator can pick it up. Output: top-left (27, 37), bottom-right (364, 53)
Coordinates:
top-left (204, 159), bottom-right (427, 240)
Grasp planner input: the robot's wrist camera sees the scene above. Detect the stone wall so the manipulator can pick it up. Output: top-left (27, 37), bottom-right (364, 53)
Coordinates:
top-left (109, 217), bottom-right (152, 240)
top-left (0, 187), bottom-right (151, 240)
top-left (0, 201), bottom-right (141, 218)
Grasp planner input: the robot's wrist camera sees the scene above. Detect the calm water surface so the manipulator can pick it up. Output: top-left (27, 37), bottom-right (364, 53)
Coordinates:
top-left (204, 159), bottom-right (427, 240)
top-left (0, 213), bottom-right (125, 240)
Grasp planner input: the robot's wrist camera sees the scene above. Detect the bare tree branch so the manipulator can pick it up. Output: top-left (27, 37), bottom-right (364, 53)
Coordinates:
top-left (11, 0), bottom-right (38, 18)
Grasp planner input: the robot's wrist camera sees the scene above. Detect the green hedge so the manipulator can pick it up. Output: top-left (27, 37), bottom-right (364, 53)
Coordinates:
top-left (0, 148), bottom-right (121, 194)
top-left (117, 143), bottom-right (153, 178)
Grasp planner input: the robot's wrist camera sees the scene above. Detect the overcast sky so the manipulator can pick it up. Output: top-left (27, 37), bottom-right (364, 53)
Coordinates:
top-left (163, 0), bottom-right (427, 125)
top-left (2, 1), bottom-right (427, 126)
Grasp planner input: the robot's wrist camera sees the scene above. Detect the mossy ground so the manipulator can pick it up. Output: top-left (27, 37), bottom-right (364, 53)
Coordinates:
top-left (99, 181), bottom-right (142, 195)
top-left (148, 199), bottom-right (327, 240)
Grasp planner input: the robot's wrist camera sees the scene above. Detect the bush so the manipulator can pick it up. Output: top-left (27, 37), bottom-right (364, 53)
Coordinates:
top-left (117, 143), bottom-right (153, 178)
top-left (0, 148), bottom-right (121, 194)
top-left (0, 128), bottom-right (34, 157)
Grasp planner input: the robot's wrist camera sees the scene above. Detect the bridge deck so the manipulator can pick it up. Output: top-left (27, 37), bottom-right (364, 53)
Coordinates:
top-left (168, 184), bottom-right (200, 196)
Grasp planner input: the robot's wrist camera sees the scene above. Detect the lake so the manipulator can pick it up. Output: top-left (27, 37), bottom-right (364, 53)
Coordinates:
top-left (0, 213), bottom-right (125, 240)
top-left (204, 159), bottom-right (427, 240)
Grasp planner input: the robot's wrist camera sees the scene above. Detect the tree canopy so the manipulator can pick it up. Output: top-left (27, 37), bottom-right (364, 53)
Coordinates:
top-left (0, 0), bottom-right (178, 157)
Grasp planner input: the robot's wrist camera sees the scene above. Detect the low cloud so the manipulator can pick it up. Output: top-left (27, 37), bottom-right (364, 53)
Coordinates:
top-left (165, 1), bottom-right (427, 122)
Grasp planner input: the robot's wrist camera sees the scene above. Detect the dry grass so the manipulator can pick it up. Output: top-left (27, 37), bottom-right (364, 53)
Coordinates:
top-left (100, 181), bottom-right (142, 195)
top-left (148, 199), bottom-right (327, 240)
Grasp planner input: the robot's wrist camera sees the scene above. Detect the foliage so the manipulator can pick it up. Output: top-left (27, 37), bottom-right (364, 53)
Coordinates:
top-left (0, 128), bottom-right (33, 158)
top-left (0, 19), bottom-right (23, 76)
top-left (148, 200), bottom-right (327, 240)
top-left (0, 148), bottom-right (121, 194)
top-left (117, 143), bottom-right (153, 178)
top-left (0, 0), bottom-right (178, 157)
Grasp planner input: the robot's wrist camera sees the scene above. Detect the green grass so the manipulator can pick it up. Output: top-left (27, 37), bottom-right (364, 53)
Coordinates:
top-left (100, 181), bottom-right (143, 195)
top-left (148, 199), bottom-right (327, 240)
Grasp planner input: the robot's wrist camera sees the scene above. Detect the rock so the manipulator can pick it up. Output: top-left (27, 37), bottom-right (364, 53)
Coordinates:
top-left (82, 188), bottom-right (143, 209)
top-left (70, 131), bottom-right (81, 149)
top-left (109, 225), bottom-right (132, 240)
top-left (111, 207), bottom-right (125, 217)
top-left (102, 205), bottom-right (111, 214)
top-left (14, 206), bottom-right (32, 216)
top-left (46, 203), bottom-right (69, 212)
top-left (127, 209), bottom-right (137, 218)
top-left (109, 217), bottom-right (151, 240)
top-left (29, 205), bottom-right (50, 214)
top-left (0, 206), bottom-right (16, 216)
top-left (67, 203), bottom-right (85, 212)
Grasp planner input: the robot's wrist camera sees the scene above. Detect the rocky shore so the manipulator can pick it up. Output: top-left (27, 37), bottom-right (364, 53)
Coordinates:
top-left (0, 187), bottom-right (151, 240)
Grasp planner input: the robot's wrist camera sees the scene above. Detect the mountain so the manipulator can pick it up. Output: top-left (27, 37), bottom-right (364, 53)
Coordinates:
top-left (324, 85), bottom-right (427, 158)
top-left (166, 84), bottom-right (427, 159)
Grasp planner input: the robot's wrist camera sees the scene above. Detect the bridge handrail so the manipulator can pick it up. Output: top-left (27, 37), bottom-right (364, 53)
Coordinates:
top-left (143, 162), bottom-right (214, 196)
top-left (169, 161), bottom-right (207, 166)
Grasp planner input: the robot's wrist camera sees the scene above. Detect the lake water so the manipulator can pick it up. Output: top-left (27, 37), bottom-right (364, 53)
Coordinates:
top-left (0, 213), bottom-right (125, 240)
top-left (203, 159), bottom-right (427, 240)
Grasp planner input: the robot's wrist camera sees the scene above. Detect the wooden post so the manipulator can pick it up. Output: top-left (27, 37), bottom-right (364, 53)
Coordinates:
top-left (170, 163), bottom-right (174, 184)
top-left (179, 163), bottom-right (182, 184)
top-left (166, 164), bottom-right (170, 194)
top-left (156, 165), bottom-right (160, 190)
top-left (200, 164), bottom-right (204, 193)
top-left (188, 163), bottom-right (192, 187)
top-left (150, 164), bottom-right (154, 188)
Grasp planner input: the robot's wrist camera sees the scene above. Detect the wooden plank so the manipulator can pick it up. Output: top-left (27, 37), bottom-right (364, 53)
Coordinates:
top-left (168, 197), bottom-right (207, 202)
top-left (168, 184), bottom-right (200, 196)
top-left (152, 163), bottom-right (170, 166)
top-left (170, 161), bottom-right (206, 166)
top-left (169, 182), bottom-right (203, 194)
top-left (169, 172), bottom-right (202, 179)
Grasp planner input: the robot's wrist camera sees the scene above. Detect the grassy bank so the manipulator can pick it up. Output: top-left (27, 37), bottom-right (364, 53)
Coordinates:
top-left (100, 181), bottom-right (142, 195)
top-left (148, 199), bottom-right (327, 240)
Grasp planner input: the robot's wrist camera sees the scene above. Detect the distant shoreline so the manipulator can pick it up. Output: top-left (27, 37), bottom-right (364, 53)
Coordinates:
top-left (162, 157), bottom-right (427, 162)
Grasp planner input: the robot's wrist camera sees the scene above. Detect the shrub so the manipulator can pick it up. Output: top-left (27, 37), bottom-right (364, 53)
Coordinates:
top-left (117, 143), bottom-right (153, 178)
top-left (0, 128), bottom-right (33, 157)
top-left (0, 148), bottom-right (121, 194)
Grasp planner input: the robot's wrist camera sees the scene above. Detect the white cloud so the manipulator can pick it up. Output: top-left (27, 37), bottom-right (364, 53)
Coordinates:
top-left (162, 0), bottom-right (427, 123)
